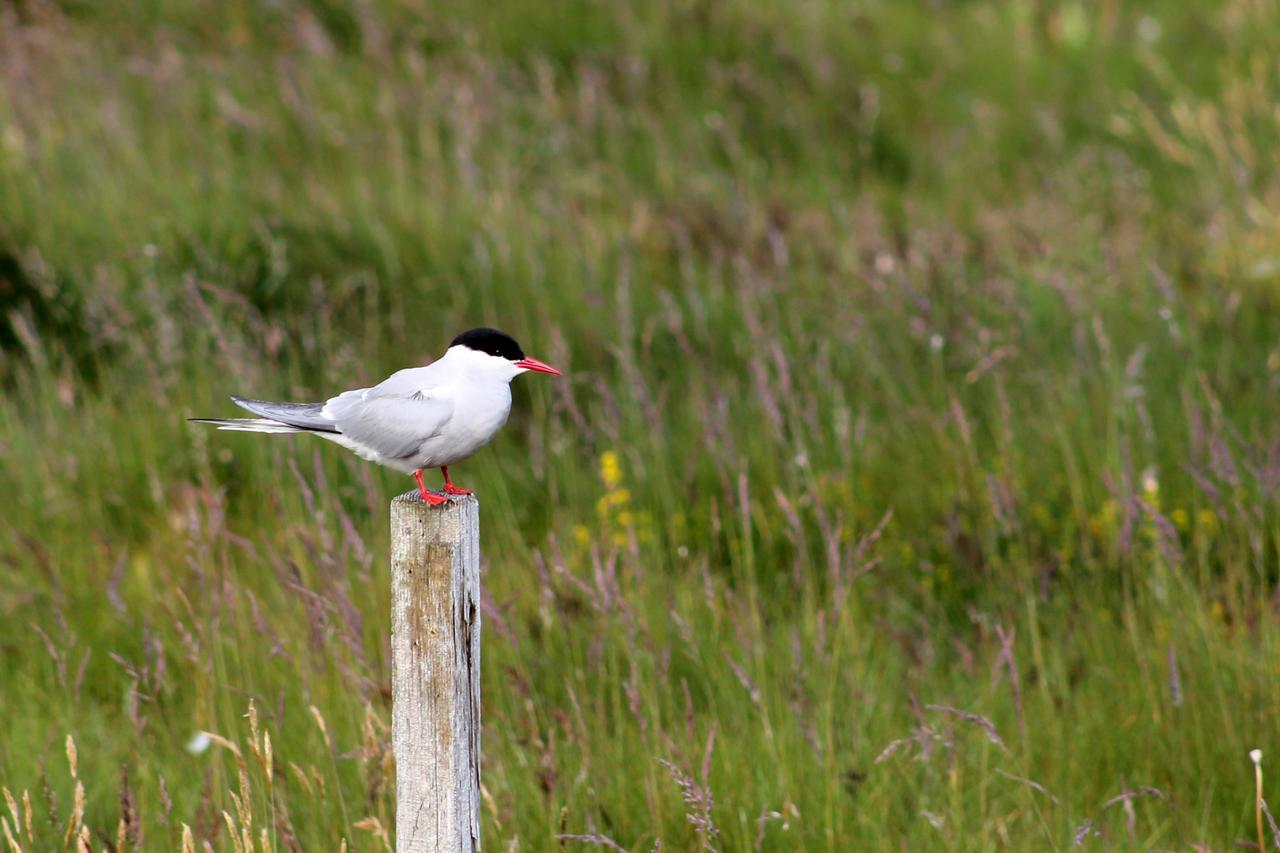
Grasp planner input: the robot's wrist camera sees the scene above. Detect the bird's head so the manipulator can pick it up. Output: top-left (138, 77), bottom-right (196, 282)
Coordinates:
top-left (448, 328), bottom-right (562, 382)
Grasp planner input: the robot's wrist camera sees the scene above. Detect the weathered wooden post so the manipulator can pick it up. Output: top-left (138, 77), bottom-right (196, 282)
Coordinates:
top-left (390, 492), bottom-right (481, 852)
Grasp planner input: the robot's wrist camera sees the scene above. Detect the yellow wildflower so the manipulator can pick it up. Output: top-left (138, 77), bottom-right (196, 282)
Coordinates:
top-left (596, 489), bottom-right (631, 518)
top-left (1197, 509), bottom-right (1218, 535)
top-left (600, 451), bottom-right (623, 489)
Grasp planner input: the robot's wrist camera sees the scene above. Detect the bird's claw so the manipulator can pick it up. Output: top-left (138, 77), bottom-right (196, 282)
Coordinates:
top-left (443, 484), bottom-right (473, 496)
top-left (414, 471), bottom-right (449, 505)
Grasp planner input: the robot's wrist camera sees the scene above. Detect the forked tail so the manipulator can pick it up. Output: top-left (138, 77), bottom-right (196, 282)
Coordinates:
top-left (187, 417), bottom-right (308, 434)
top-left (189, 396), bottom-right (340, 434)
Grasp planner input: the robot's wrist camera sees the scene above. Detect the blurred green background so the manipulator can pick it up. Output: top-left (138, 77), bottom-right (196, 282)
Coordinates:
top-left (3, 0), bottom-right (1280, 848)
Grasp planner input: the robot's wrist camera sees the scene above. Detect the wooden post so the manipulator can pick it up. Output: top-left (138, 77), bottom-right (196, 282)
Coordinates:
top-left (390, 492), bottom-right (481, 852)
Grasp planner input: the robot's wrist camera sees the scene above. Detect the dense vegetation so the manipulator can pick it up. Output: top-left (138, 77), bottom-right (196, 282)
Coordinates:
top-left (3, 0), bottom-right (1280, 848)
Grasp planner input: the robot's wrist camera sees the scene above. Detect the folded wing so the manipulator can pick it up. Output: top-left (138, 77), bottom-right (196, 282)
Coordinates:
top-left (322, 388), bottom-right (454, 461)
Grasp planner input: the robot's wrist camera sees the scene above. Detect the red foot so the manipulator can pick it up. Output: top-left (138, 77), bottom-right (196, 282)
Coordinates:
top-left (414, 470), bottom-right (448, 506)
top-left (441, 466), bottom-right (473, 496)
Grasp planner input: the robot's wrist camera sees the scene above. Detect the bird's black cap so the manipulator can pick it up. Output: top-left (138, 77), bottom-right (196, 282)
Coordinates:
top-left (451, 327), bottom-right (525, 361)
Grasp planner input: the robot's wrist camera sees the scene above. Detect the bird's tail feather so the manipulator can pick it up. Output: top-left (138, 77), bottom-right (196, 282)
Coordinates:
top-left (229, 396), bottom-right (338, 432)
top-left (188, 417), bottom-right (304, 434)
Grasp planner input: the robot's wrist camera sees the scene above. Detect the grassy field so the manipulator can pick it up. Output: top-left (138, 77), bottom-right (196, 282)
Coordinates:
top-left (3, 0), bottom-right (1280, 848)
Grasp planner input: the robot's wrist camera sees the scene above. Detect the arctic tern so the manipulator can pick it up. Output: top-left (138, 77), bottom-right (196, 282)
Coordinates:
top-left (191, 328), bottom-right (561, 504)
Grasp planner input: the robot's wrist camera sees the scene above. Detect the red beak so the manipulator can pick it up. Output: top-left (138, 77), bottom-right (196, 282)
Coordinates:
top-left (515, 356), bottom-right (562, 376)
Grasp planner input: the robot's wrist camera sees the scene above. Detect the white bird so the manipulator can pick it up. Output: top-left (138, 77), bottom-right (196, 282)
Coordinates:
top-left (191, 328), bottom-right (562, 504)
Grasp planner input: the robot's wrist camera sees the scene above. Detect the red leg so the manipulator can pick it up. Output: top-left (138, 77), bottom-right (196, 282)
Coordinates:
top-left (414, 470), bottom-right (447, 506)
top-left (441, 466), bottom-right (473, 496)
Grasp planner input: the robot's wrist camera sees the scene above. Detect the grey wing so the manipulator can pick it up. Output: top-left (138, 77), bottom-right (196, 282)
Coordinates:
top-left (230, 396), bottom-right (338, 432)
top-left (324, 389), bottom-right (454, 461)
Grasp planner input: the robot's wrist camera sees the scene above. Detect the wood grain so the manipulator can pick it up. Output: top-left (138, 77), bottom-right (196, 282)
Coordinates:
top-left (390, 492), bottom-right (481, 852)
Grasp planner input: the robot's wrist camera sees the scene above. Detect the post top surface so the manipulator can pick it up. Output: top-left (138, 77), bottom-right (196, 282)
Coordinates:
top-left (392, 490), bottom-right (480, 507)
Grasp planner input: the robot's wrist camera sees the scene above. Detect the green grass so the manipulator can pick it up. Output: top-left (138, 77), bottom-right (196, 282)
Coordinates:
top-left (4, 0), bottom-right (1280, 848)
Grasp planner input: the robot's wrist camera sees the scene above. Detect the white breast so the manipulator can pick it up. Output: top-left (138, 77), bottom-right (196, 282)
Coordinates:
top-left (416, 382), bottom-right (512, 469)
